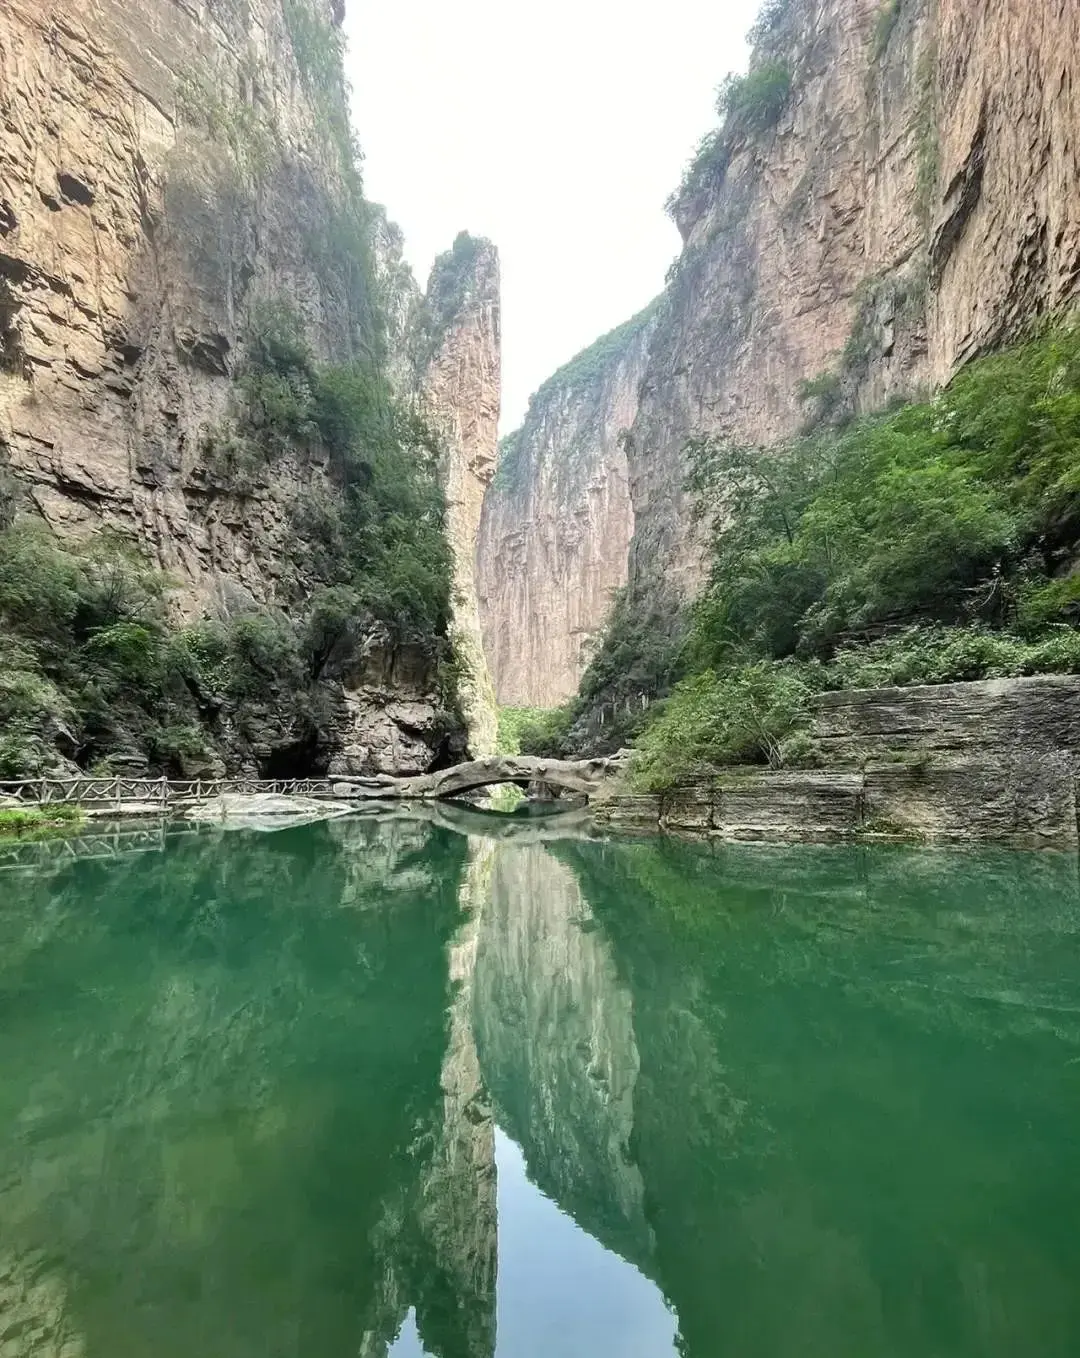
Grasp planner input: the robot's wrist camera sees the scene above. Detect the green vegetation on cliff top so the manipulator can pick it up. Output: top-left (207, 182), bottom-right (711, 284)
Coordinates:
top-left (523, 325), bottom-right (1080, 784)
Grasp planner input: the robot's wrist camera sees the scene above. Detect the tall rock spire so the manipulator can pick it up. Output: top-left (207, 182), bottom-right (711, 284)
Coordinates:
top-left (420, 233), bottom-right (502, 756)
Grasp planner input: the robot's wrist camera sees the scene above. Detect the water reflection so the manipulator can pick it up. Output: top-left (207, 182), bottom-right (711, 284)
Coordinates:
top-left (1, 818), bottom-right (1079, 1356)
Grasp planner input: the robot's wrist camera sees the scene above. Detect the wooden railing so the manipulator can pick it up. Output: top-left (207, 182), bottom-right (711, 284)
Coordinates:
top-left (0, 776), bottom-right (340, 810)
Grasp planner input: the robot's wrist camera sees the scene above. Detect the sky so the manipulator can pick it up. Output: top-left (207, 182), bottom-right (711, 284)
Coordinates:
top-left (344, 0), bottom-right (760, 430)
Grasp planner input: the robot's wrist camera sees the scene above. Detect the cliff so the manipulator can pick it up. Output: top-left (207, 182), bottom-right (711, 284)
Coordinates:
top-left (626, 0), bottom-right (1080, 616)
top-left (420, 234), bottom-right (502, 754)
top-left (0, 0), bottom-right (366, 604)
top-left (477, 308), bottom-right (655, 707)
top-left (483, 0), bottom-right (1080, 714)
top-left (0, 0), bottom-right (499, 777)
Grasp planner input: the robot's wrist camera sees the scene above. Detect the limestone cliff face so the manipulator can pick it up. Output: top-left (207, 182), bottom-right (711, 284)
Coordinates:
top-left (0, 0), bottom-right (500, 775)
top-left (0, 0), bottom-right (365, 606)
top-left (626, 0), bottom-right (1080, 615)
top-left (483, 0), bottom-right (1080, 705)
top-left (477, 309), bottom-right (655, 707)
top-left (421, 234), bottom-right (501, 754)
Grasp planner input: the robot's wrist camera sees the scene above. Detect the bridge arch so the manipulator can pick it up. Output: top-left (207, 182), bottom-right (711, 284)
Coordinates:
top-left (331, 754), bottom-right (625, 805)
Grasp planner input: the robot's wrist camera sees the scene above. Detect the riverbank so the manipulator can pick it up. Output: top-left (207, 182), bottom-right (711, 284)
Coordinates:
top-left (594, 674), bottom-right (1080, 850)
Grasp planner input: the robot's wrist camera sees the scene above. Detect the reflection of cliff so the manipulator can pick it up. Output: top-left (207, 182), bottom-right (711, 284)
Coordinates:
top-left (559, 838), bottom-right (1080, 1358)
top-left (472, 843), bottom-right (652, 1273)
top-left (411, 841), bottom-right (498, 1358)
top-left (0, 820), bottom-right (494, 1358)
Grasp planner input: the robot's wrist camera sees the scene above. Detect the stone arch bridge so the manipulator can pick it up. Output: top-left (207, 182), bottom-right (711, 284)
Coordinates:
top-left (333, 754), bottom-right (625, 805)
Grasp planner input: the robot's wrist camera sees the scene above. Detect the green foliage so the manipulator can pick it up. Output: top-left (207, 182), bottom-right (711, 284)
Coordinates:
top-left (282, 0), bottom-right (357, 175)
top-left (872, 0), bottom-right (902, 60)
top-left (497, 706), bottom-right (576, 759)
top-left (208, 302), bottom-right (453, 646)
top-left (0, 806), bottom-right (84, 840)
top-left (797, 371), bottom-right (846, 431)
top-left (625, 324), bottom-right (1080, 780)
top-left (915, 47), bottom-right (939, 218)
top-left (718, 61), bottom-right (793, 137)
top-left (632, 663), bottom-right (815, 790)
top-left (821, 625), bottom-right (1080, 690)
top-left (175, 65), bottom-right (278, 182)
top-left (283, 0), bottom-right (345, 93)
top-left (668, 54), bottom-right (791, 218)
top-left (747, 0), bottom-right (795, 50)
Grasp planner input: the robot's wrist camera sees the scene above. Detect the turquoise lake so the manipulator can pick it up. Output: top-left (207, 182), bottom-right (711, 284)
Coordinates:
top-left (1, 813), bottom-right (1078, 1356)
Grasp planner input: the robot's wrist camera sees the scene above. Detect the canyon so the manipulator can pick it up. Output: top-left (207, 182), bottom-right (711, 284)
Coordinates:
top-left (476, 0), bottom-right (1080, 710)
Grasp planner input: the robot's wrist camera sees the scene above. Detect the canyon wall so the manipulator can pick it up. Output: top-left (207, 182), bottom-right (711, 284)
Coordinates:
top-left (626, 0), bottom-right (1080, 617)
top-left (0, 0), bottom-right (366, 606)
top-left (483, 0), bottom-right (1080, 714)
top-left (477, 308), bottom-right (655, 707)
top-left (0, 0), bottom-right (499, 774)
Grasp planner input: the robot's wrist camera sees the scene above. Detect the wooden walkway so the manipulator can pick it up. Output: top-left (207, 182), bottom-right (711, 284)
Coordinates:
top-left (0, 776), bottom-right (340, 812)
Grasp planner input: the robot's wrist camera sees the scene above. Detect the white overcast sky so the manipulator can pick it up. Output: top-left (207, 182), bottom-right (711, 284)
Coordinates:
top-left (344, 1), bottom-right (759, 430)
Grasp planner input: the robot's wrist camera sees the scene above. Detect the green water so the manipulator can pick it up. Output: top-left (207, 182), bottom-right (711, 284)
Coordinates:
top-left (1, 816), bottom-right (1078, 1357)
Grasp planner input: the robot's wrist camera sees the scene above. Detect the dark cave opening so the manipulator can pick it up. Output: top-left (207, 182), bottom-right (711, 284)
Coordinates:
top-left (258, 732), bottom-right (327, 780)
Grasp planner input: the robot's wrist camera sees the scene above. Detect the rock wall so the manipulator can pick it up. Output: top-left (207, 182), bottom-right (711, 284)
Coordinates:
top-left (625, 0), bottom-right (1080, 616)
top-left (595, 674), bottom-right (1080, 849)
top-left (477, 308), bottom-right (655, 707)
top-left (486, 0), bottom-right (1080, 698)
top-left (421, 234), bottom-right (501, 754)
top-left (0, 0), bottom-right (363, 606)
top-left (0, 0), bottom-right (501, 776)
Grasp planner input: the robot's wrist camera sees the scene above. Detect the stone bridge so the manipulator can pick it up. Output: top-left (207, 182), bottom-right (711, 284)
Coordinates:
top-left (333, 754), bottom-right (626, 805)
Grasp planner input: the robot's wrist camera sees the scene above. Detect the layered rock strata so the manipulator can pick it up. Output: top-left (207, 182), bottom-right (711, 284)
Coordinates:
top-left (594, 674), bottom-right (1080, 849)
top-left (485, 0), bottom-right (1080, 708)
top-left (626, 0), bottom-right (1080, 615)
top-left (477, 308), bottom-right (655, 706)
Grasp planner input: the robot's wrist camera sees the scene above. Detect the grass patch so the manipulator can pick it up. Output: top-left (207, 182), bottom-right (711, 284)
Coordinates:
top-left (0, 805), bottom-right (84, 840)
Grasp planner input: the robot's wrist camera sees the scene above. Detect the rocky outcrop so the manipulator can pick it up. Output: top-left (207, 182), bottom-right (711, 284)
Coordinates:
top-left (595, 674), bottom-right (1080, 848)
top-left (420, 234), bottom-right (501, 755)
top-left (485, 0), bottom-right (1080, 700)
top-left (0, 0), bottom-right (365, 607)
top-left (477, 308), bottom-right (655, 706)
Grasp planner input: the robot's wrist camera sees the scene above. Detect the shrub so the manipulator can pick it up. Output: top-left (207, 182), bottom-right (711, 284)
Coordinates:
top-left (631, 663), bottom-right (814, 790)
top-left (822, 625), bottom-right (1080, 690)
top-left (516, 707), bottom-right (576, 759)
top-left (0, 806), bottom-right (81, 838)
top-left (718, 62), bottom-right (793, 137)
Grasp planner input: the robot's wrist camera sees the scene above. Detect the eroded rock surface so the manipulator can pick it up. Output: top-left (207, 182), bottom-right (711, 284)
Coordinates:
top-left (625, 0), bottom-right (1080, 616)
top-left (595, 675), bottom-right (1080, 848)
top-left (477, 309), bottom-right (655, 706)
top-left (420, 235), bottom-right (501, 754)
